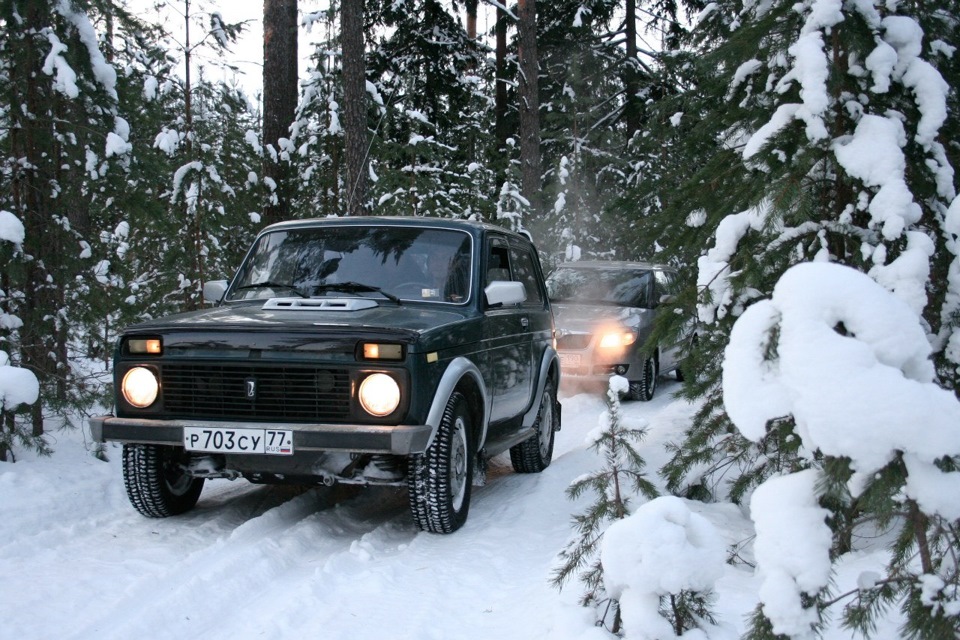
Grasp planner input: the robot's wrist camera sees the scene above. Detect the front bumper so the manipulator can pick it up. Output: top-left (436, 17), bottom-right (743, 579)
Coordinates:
top-left (558, 352), bottom-right (635, 382)
top-left (89, 415), bottom-right (432, 455)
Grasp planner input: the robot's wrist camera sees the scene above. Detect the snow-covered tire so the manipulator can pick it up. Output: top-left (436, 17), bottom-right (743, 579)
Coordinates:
top-left (627, 355), bottom-right (657, 402)
top-left (510, 379), bottom-right (557, 473)
top-left (122, 444), bottom-right (204, 518)
top-left (407, 391), bottom-right (473, 534)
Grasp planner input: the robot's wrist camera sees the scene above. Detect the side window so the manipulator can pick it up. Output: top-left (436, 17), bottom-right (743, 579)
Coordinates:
top-left (510, 242), bottom-right (545, 307)
top-left (486, 236), bottom-right (512, 285)
top-left (654, 270), bottom-right (676, 304)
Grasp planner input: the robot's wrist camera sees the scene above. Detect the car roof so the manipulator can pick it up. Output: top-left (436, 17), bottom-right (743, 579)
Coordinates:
top-left (260, 216), bottom-right (536, 246)
top-left (551, 260), bottom-right (676, 272)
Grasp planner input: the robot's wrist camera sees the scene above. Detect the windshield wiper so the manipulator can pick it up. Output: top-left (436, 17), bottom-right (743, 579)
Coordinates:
top-left (234, 281), bottom-right (307, 298)
top-left (311, 282), bottom-right (402, 305)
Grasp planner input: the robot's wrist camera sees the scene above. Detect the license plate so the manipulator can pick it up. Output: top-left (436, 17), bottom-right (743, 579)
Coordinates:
top-left (183, 427), bottom-right (294, 456)
top-left (559, 353), bottom-right (581, 368)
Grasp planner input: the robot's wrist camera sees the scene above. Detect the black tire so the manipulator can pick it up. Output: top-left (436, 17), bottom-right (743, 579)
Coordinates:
top-left (627, 355), bottom-right (657, 402)
top-left (122, 444), bottom-right (204, 518)
top-left (510, 379), bottom-right (558, 473)
top-left (407, 391), bottom-right (473, 534)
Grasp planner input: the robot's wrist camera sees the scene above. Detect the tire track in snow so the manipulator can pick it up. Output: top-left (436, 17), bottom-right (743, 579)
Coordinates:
top-left (66, 484), bottom-right (412, 640)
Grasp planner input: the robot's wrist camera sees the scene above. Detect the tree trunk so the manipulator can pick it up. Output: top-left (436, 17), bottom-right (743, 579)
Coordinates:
top-left (341, 0), bottom-right (368, 216)
top-left (623, 0), bottom-right (640, 139)
top-left (466, 0), bottom-right (478, 40)
top-left (516, 0), bottom-right (542, 222)
top-left (262, 0), bottom-right (299, 226)
top-left (11, 1), bottom-right (57, 437)
top-left (494, 6), bottom-right (508, 153)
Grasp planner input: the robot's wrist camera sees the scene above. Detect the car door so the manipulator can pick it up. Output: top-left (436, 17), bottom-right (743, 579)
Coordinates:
top-left (509, 237), bottom-right (550, 405)
top-left (481, 234), bottom-right (533, 424)
top-left (655, 269), bottom-right (683, 372)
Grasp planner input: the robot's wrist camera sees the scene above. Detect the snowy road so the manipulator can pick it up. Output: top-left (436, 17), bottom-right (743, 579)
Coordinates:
top-left (4, 387), bottom-right (686, 640)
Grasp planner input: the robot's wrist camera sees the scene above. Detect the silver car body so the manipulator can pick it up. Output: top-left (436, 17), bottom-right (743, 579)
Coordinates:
top-left (546, 261), bottom-right (685, 393)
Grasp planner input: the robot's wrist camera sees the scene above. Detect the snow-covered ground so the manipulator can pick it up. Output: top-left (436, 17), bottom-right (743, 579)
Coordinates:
top-left (0, 381), bottom-right (896, 639)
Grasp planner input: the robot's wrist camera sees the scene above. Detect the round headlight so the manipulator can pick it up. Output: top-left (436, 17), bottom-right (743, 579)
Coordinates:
top-left (122, 367), bottom-right (159, 408)
top-left (358, 373), bottom-right (400, 417)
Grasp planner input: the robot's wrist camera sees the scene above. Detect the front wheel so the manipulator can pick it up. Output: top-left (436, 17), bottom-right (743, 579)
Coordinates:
top-left (407, 391), bottom-right (473, 534)
top-left (122, 444), bottom-right (204, 518)
top-left (627, 355), bottom-right (658, 402)
top-left (510, 379), bottom-right (558, 473)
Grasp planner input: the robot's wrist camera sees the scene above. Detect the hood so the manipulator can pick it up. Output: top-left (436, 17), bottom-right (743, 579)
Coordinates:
top-left (126, 298), bottom-right (474, 339)
top-left (552, 302), bottom-right (654, 332)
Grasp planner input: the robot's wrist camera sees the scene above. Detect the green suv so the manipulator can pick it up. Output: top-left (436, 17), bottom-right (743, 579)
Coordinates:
top-left (91, 217), bottom-right (560, 534)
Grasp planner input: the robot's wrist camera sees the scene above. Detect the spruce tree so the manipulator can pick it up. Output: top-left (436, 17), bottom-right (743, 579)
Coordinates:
top-left (0, 0), bottom-right (146, 445)
top-left (632, 0), bottom-right (959, 504)
top-left (553, 376), bottom-right (659, 631)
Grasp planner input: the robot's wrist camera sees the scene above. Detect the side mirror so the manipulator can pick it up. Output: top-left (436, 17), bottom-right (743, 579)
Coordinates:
top-left (485, 280), bottom-right (526, 307)
top-left (203, 280), bottom-right (228, 304)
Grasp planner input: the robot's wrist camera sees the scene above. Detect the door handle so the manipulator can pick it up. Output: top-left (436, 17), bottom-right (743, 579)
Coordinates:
top-left (520, 317), bottom-right (529, 328)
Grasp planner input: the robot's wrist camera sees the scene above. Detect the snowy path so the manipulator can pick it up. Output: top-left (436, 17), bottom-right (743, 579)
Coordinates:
top-left (1, 388), bottom-right (648, 640)
top-left (0, 381), bottom-right (901, 639)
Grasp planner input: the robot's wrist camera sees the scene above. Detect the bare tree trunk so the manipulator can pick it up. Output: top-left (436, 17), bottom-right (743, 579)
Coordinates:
top-left (12, 1), bottom-right (55, 437)
top-left (341, 0), bottom-right (368, 216)
top-left (262, 0), bottom-right (299, 225)
top-left (494, 6), bottom-right (508, 152)
top-left (517, 0), bottom-right (542, 221)
top-left (466, 0), bottom-right (478, 40)
top-left (624, 0), bottom-right (640, 139)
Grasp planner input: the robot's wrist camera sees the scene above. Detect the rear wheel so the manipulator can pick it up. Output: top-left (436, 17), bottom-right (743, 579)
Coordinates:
top-left (122, 444), bottom-right (204, 518)
top-left (407, 391), bottom-right (473, 534)
top-left (510, 379), bottom-right (558, 473)
top-left (627, 355), bottom-right (658, 402)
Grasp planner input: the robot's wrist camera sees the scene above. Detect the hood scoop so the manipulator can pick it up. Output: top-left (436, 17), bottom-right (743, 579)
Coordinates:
top-left (262, 297), bottom-right (379, 311)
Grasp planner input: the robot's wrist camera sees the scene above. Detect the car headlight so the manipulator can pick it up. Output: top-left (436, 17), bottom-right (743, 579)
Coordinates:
top-left (122, 367), bottom-right (159, 408)
top-left (358, 373), bottom-right (401, 417)
top-left (598, 330), bottom-right (637, 349)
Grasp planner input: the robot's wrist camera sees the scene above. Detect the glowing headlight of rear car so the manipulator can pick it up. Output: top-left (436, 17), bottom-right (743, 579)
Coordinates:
top-left (122, 367), bottom-right (159, 408)
top-left (358, 373), bottom-right (401, 417)
top-left (598, 330), bottom-right (637, 349)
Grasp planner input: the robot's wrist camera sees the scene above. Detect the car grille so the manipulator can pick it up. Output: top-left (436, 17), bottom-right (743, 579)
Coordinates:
top-left (557, 333), bottom-right (592, 350)
top-left (162, 363), bottom-right (351, 422)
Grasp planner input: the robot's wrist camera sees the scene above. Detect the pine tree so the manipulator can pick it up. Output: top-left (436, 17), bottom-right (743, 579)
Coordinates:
top-left (636, 0), bottom-right (959, 506)
top-left (294, 1), bottom-right (496, 221)
top-left (553, 376), bottom-right (659, 631)
top-left (143, 1), bottom-right (259, 311)
top-left (0, 0), bottom-right (141, 444)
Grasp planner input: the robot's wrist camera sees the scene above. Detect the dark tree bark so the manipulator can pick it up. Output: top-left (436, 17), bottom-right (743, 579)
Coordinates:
top-left (494, 6), bottom-right (508, 152)
top-left (517, 0), bottom-right (542, 219)
top-left (341, 0), bottom-right (368, 216)
top-left (466, 0), bottom-right (478, 39)
top-left (262, 0), bottom-right (299, 226)
top-left (623, 0), bottom-right (640, 138)
top-left (8, 0), bottom-right (63, 437)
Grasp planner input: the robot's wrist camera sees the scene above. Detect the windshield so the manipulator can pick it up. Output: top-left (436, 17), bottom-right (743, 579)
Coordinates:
top-left (546, 266), bottom-right (655, 308)
top-left (227, 225), bottom-right (472, 304)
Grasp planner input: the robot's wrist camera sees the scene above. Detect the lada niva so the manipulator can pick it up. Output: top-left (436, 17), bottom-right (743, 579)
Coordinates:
top-left (91, 217), bottom-right (560, 534)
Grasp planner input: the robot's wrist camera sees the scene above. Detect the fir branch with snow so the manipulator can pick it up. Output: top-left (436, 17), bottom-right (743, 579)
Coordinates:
top-left (727, 262), bottom-right (960, 639)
